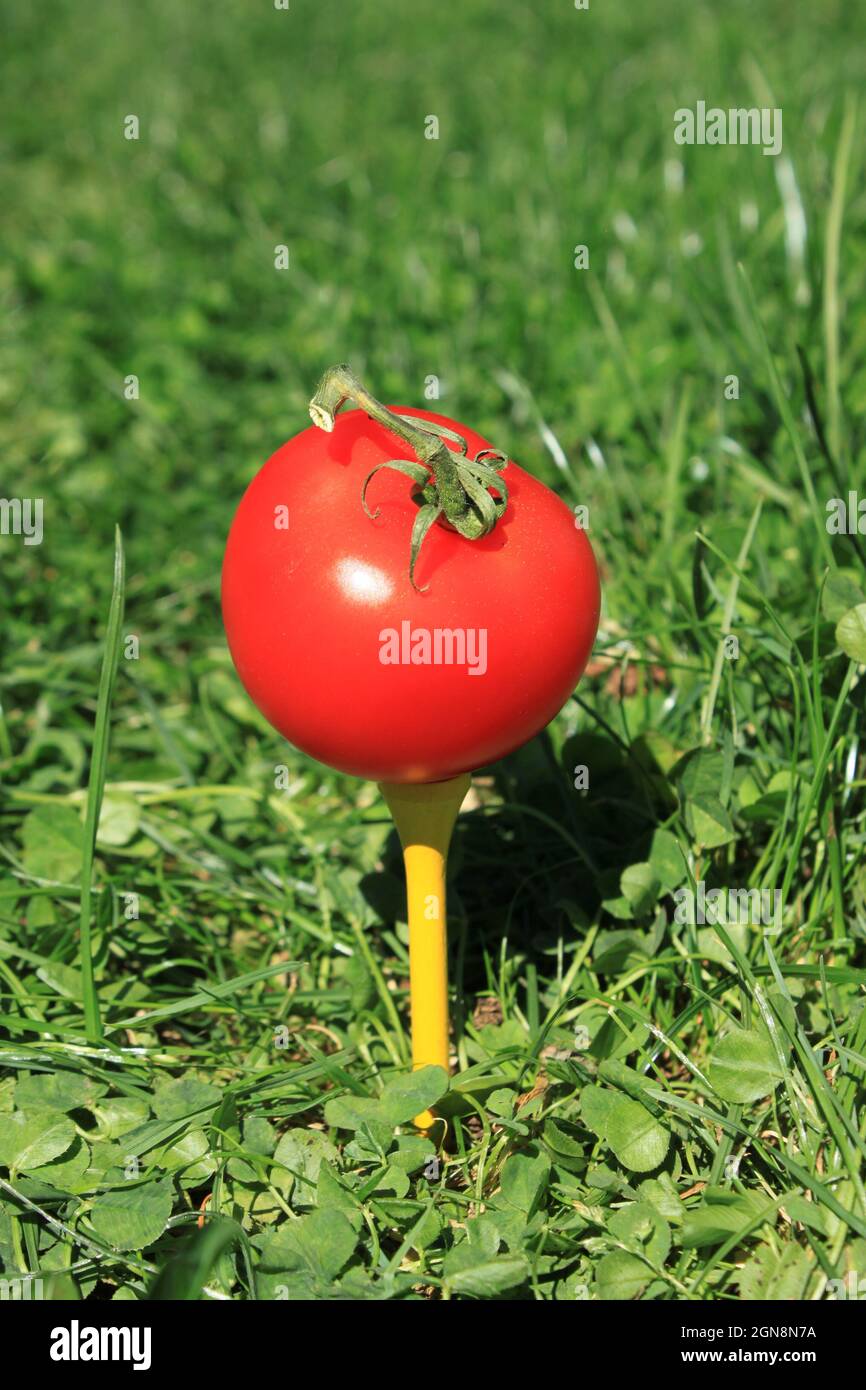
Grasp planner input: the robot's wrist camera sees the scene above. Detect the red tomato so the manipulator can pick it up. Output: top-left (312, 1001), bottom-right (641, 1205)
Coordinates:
top-left (222, 406), bottom-right (600, 783)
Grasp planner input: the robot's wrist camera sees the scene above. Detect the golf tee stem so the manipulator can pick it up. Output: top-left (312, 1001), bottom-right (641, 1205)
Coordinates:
top-left (379, 775), bottom-right (471, 1129)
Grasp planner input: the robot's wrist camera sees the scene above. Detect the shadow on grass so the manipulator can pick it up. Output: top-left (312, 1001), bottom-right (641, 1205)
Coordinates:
top-left (361, 722), bottom-right (673, 1012)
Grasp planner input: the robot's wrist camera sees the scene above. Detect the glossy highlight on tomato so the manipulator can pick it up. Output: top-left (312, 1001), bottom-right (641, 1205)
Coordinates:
top-left (222, 406), bottom-right (600, 783)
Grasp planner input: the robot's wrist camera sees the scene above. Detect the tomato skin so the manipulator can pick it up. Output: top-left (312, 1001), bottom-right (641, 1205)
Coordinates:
top-left (222, 406), bottom-right (600, 783)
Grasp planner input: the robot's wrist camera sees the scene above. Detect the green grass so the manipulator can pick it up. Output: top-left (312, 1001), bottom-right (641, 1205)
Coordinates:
top-left (1, 0), bottom-right (866, 1301)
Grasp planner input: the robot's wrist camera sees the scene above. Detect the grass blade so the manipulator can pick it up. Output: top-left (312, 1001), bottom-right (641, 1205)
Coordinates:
top-left (78, 527), bottom-right (126, 1043)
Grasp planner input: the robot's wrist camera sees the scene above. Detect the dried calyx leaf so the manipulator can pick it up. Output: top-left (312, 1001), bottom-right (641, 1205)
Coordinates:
top-left (308, 364), bottom-right (509, 591)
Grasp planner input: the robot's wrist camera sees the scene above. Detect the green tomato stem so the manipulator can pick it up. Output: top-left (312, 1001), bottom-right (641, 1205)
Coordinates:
top-left (309, 363), bottom-right (470, 520)
top-left (308, 364), bottom-right (509, 590)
